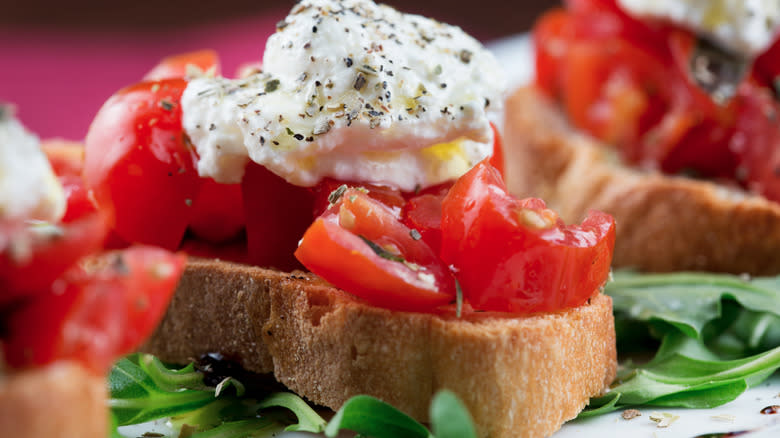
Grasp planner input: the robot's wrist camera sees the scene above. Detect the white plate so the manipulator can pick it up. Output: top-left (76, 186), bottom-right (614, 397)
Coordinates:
top-left (484, 33), bottom-right (780, 438)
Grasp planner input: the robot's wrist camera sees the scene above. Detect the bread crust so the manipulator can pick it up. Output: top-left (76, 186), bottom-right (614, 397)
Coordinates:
top-left (142, 259), bottom-right (617, 438)
top-left (504, 86), bottom-right (780, 275)
top-left (0, 361), bottom-right (107, 438)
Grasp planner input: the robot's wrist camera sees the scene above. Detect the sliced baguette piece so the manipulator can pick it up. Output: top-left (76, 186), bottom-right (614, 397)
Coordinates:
top-left (142, 258), bottom-right (617, 438)
top-left (0, 361), bottom-right (107, 438)
top-left (504, 86), bottom-right (780, 275)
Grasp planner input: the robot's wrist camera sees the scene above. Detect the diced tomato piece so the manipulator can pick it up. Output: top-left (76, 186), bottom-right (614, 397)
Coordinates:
top-left (0, 210), bottom-right (111, 305)
top-left (488, 123), bottom-right (505, 176)
top-left (401, 193), bottom-right (445, 255)
top-left (59, 174), bottom-right (97, 223)
top-left (84, 79), bottom-right (201, 250)
top-left (440, 161), bottom-right (615, 314)
top-left (311, 178), bottom-right (406, 218)
top-left (144, 50), bottom-right (221, 81)
top-left (296, 188), bottom-right (456, 312)
top-left (42, 141), bottom-right (84, 177)
top-left (189, 178), bottom-right (245, 244)
top-left (241, 162), bottom-right (314, 271)
top-left (2, 246), bottom-right (185, 374)
top-left (534, 9), bottom-right (572, 98)
top-left (732, 83), bottom-right (780, 202)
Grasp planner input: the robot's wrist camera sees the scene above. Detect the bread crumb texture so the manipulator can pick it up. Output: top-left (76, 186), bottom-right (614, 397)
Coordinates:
top-left (143, 258), bottom-right (617, 438)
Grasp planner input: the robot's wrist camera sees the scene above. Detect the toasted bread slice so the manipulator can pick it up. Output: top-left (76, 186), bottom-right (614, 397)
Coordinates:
top-left (142, 258), bottom-right (617, 438)
top-left (0, 361), bottom-right (107, 438)
top-left (503, 86), bottom-right (780, 275)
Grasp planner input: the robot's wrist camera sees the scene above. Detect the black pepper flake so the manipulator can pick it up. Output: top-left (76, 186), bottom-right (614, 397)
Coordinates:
top-left (294, 133), bottom-right (304, 140)
top-left (209, 123), bottom-right (216, 131)
top-left (354, 73), bottom-right (367, 90)
top-left (260, 136), bottom-right (265, 145)
top-left (159, 99), bottom-right (175, 111)
top-left (773, 78), bottom-right (780, 100)
top-left (305, 136), bottom-right (314, 142)
top-left (484, 98), bottom-right (490, 108)
top-left (272, 140), bottom-right (280, 146)
top-left (459, 49), bottom-right (473, 64)
top-left (265, 79), bottom-right (280, 93)
top-left (315, 80), bottom-right (322, 87)
top-left (312, 25), bottom-right (318, 33)
top-left (368, 110), bottom-right (383, 117)
top-left (345, 57), bottom-right (353, 67)
top-left (440, 83), bottom-right (447, 89)
top-left (303, 41), bottom-right (311, 49)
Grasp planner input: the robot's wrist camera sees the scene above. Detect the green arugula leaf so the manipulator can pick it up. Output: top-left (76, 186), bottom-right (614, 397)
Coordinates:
top-left (186, 418), bottom-right (283, 438)
top-left (324, 395), bottom-right (432, 438)
top-left (430, 391), bottom-right (477, 438)
top-left (579, 272), bottom-right (780, 416)
top-left (109, 355), bottom-right (218, 426)
top-left (256, 392), bottom-right (326, 433)
top-left (606, 271), bottom-right (780, 339)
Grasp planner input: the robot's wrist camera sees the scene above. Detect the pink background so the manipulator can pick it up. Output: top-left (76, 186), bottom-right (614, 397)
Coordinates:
top-left (0, 1), bottom-right (557, 140)
top-left (0, 12), bottom-right (284, 140)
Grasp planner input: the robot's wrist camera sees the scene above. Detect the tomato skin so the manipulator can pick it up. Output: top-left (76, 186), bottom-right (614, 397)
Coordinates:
top-left (488, 123), bottom-right (505, 176)
top-left (401, 193), bottom-right (445, 255)
top-left (534, 2), bottom-right (746, 182)
top-left (440, 161), bottom-right (615, 314)
top-left (42, 141), bottom-right (84, 178)
top-left (84, 79), bottom-right (201, 250)
top-left (534, 9), bottom-right (572, 99)
top-left (296, 188), bottom-right (456, 312)
top-left (0, 210), bottom-right (111, 305)
top-left (242, 163), bottom-right (314, 271)
top-left (311, 178), bottom-right (406, 218)
top-left (144, 50), bottom-right (220, 81)
top-left (752, 37), bottom-right (780, 89)
top-left (189, 178), bottom-right (245, 244)
top-left (732, 83), bottom-right (780, 202)
top-left (2, 247), bottom-right (185, 374)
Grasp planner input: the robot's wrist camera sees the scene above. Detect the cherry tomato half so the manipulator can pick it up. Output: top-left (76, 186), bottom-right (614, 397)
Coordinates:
top-left (242, 162), bottom-right (314, 271)
top-left (144, 49), bottom-right (221, 81)
top-left (2, 246), bottom-right (185, 374)
top-left (0, 210), bottom-right (111, 305)
top-left (296, 187), bottom-right (456, 312)
top-left (85, 79), bottom-right (201, 250)
top-left (440, 161), bottom-right (615, 314)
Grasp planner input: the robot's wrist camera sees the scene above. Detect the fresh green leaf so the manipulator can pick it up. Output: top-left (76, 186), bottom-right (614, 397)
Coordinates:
top-left (576, 272), bottom-right (780, 417)
top-left (109, 355), bottom-right (217, 426)
top-left (256, 392), bottom-right (326, 433)
top-left (581, 331), bottom-right (780, 415)
top-left (324, 395), bottom-right (431, 438)
top-left (430, 391), bottom-right (477, 438)
top-left (606, 271), bottom-right (780, 340)
top-left (187, 418), bottom-right (283, 438)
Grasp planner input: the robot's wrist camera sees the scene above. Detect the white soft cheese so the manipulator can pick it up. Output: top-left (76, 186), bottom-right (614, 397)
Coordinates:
top-left (0, 105), bottom-right (65, 225)
top-left (182, 0), bottom-right (506, 191)
top-left (618, 0), bottom-right (780, 56)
